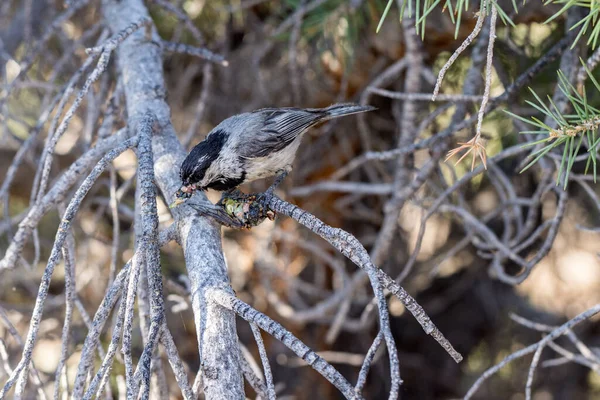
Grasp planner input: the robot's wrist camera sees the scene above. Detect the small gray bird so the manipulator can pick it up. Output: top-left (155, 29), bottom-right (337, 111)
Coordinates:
top-left (170, 103), bottom-right (375, 207)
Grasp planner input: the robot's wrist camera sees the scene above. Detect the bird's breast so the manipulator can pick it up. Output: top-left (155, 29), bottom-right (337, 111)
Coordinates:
top-left (243, 140), bottom-right (301, 182)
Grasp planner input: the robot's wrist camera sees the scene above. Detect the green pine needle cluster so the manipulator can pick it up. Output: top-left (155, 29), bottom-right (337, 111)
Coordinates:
top-left (545, 0), bottom-right (600, 49)
top-left (505, 65), bottom-right (600, 188)
top-left (376, 0), bottom-right (516, 38)
top-left (373, 1), bottom-right (600, 187)
top-left (377, 0), bottom-right (600, 48)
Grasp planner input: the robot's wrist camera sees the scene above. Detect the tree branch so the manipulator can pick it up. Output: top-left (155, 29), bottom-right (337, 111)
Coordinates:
top-left (100, 0), bottom-right (243, 397)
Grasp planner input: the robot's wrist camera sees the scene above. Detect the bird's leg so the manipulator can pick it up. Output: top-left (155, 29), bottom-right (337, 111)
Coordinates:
top-left (254, 170), bottom-right (289, 220)
top-left (219, 168), bottom-right (288, 207)
top-left (265, 170), bottom-right (289, 198)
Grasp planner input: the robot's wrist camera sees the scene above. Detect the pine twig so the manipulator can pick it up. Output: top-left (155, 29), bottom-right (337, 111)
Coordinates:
top-left (267, 196), bottom-right (463, 364)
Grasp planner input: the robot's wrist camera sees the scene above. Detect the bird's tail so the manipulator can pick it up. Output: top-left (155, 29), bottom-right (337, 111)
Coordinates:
top-left (318, 103), bottom-right (377, 120)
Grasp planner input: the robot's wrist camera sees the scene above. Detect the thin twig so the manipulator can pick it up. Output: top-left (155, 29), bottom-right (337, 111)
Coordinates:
top-left (162, 40), bottom-right (228, 66)
top-left (432, 1), bottom-right (487, 100)
top-left (0, 136), bottom-right (139, 397)
top-left (250, 323), bottom-right (276, 400)
top-left (369, 88), bottom-right (485, 102)
top-left (464, 304), bottom-right (600, 399)
top-left (211, 290), bottom-right (362, 400)
top-left (268, 196), bottom-right (463, 363)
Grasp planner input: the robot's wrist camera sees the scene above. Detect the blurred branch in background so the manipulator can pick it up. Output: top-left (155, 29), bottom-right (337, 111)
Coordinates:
top-left (0, 0), bottom-right (599, 399)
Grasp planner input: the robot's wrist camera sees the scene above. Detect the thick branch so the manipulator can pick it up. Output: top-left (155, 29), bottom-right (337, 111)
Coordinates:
top-left (100, 0), bottom-right (244, 397)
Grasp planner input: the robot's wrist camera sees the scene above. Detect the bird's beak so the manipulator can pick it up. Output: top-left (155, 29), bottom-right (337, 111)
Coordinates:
top-left (169, 197), bottom-right (187, 209)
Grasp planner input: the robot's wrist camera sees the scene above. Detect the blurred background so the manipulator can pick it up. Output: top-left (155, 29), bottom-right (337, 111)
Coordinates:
top-left (1, 0), bottom-right (600, 399)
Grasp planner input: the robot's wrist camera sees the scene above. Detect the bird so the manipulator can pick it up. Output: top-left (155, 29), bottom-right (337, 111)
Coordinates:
top-left (170, 103), bottom-right (376, 208)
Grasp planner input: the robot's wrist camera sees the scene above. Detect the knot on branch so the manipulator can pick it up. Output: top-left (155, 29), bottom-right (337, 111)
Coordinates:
top-left (186, 190), bottom-right (276, 229)
top-left (201, 364), bottom-right (219, 381)
top-left (219, 191), bottom-right (276, 228)
top-left (548, 116), bottom-right (600, 139)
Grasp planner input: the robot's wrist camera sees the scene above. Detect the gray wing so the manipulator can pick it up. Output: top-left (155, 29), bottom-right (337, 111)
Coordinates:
top-left (239, 108), bottom-right (325, 158)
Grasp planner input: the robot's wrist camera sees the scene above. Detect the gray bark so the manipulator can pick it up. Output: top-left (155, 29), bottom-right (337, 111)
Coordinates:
top-left (101, 0), bottom-right (245, 397)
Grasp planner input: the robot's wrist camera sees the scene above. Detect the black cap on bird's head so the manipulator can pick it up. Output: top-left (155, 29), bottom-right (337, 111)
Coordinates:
top-left (170, 129), bottom-right (228, 209)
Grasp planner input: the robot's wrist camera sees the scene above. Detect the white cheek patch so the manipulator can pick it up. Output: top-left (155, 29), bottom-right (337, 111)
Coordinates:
top-left (202, 162), bottom-right (220, 186)
top-left (191, 155), bottom-right (209, 176)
